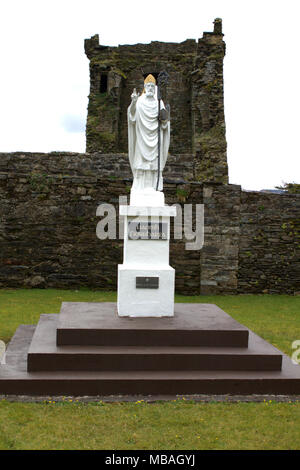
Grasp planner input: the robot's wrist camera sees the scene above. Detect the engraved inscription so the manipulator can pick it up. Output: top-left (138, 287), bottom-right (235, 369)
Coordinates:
top-left (128, 222), bottom-right (168, 240)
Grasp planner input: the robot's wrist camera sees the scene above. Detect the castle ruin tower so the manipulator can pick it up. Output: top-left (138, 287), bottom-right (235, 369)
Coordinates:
top-left (84, 18), bottom-right (228, 184)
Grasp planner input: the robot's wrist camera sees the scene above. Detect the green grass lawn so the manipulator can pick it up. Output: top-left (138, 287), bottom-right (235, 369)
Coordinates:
top-left (0, 289), bottom-right (300, 450)
top-left (0, 399), bottom-right (300, 450)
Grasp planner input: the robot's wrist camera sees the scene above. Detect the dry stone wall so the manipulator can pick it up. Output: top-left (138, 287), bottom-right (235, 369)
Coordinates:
top-left (0, 152), bottom-right (299, 295)
top-left (238, 190), bottom-right (300, 294)
top-left (0, 152), bottom-right (199, 294)
top-left (200, 183), bottom-right (241, 294)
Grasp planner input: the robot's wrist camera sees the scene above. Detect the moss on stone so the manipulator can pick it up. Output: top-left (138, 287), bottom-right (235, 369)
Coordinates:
top-left (86, 129), bottom-right (115, 153)
top-left (176, 187), bottom-right (190, 202)
top-left (29, 173), bottom-right (53, 193)
top-left (111, 68), bottom-right (127, 79)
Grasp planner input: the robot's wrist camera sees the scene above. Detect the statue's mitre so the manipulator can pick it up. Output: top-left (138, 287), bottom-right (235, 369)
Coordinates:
top-left (144, 74), bottom-right (156, 85)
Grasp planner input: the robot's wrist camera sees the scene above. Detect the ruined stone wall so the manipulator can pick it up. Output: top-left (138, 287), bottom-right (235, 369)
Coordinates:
top-left (191, 27), bottom-right (228, 183)
top-left (0, 152), bottom-right (299, 294)
top-left (0, 152), bottom-right (194, 182)
top-left (0, 152), bottom-right (200, 294)
top-left (238, 191), bottom-right (300, 294)
top-left (199, 185), bottom-right (299, 295)
top-left (84, 18), bottom-right (228, 184)
top-left (85, 38), bottom-right (197, 155)
top-left (200, 183), bottom-right (241, 294)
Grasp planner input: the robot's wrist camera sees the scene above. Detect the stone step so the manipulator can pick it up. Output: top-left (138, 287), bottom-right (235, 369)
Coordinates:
top-left (56, 302), bottom-right (249, 347)
top-left (2, 303), bottom-right (300, 397)
top-left (1, 325), bottom-right (300, 396)
top-left (27, 315), bottom-right (282, 372)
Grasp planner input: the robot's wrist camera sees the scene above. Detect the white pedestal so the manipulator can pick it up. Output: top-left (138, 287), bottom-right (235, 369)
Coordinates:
top-left (118, 265), bottom-right (175, 317)
top-left (117, 200), bottom-right (176, 317)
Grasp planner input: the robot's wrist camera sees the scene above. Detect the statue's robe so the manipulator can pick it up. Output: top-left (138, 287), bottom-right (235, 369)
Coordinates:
top-left (128, 90), bottom-right (170, 191)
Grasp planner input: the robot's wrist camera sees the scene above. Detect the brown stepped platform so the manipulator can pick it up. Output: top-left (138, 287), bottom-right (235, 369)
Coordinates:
top-left (1, 302), bottom-right (300, 396)
top-left (56, 302), bottom-right (250, 347)
top-left (28, 315), bottom-right (282, 372)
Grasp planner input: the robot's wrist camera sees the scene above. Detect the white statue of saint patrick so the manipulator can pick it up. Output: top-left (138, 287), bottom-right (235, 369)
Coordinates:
top-left (127, 74), bottom-right (170, 199)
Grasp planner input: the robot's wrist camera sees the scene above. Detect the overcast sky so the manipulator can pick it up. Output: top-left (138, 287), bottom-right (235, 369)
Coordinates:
top-left (0, 0), bottom-right (299, 190)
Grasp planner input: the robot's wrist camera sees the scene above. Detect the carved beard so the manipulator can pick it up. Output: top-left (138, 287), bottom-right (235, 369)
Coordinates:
top-left (144, 85), bottom-right (155, 98)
